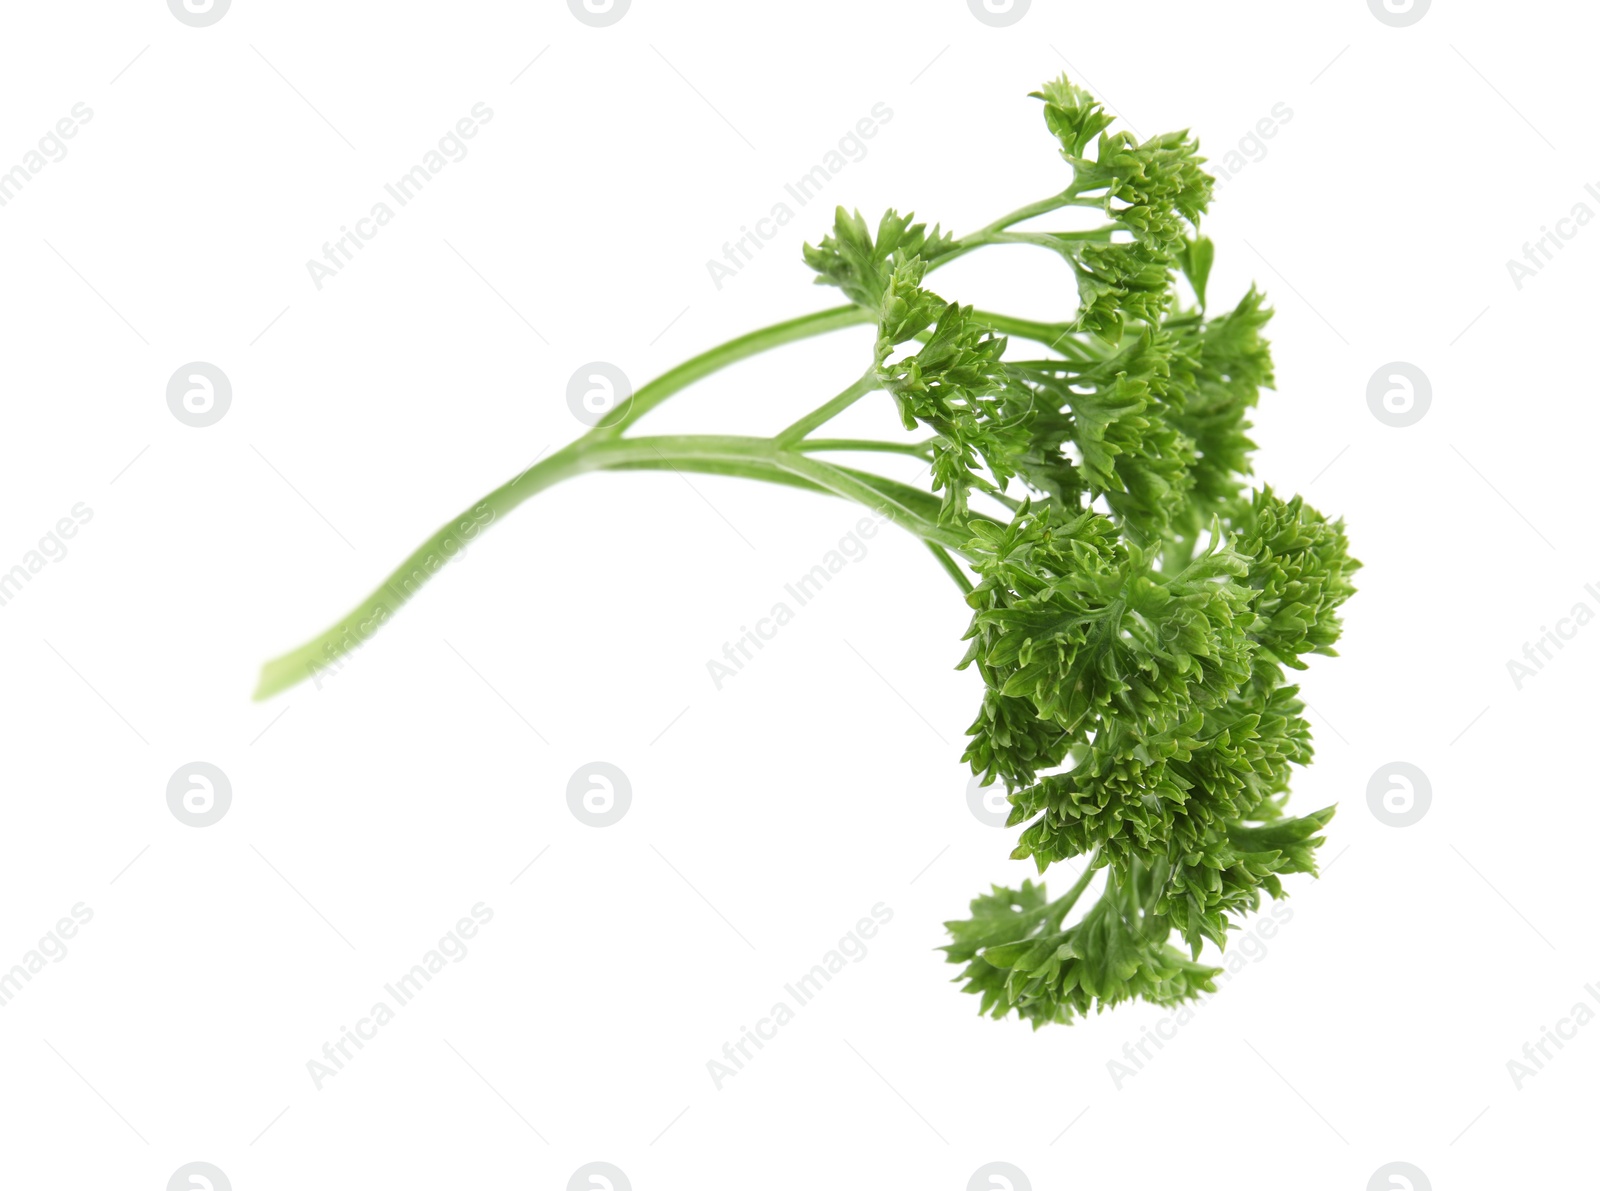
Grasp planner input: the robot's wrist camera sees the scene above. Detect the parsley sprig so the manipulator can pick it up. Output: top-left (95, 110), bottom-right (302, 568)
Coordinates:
top-left (257, 76), bottom-right (1357, 1028)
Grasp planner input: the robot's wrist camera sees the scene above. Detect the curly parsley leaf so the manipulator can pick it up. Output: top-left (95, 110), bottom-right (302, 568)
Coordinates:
top-left (803, 207), bottom-right (956, 309)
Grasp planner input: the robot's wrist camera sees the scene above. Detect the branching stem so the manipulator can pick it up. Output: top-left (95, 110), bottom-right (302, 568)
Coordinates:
top-left (255, 186), bottom-right (1107, 699)
top-left (254, 427), bottom-right (974, 699)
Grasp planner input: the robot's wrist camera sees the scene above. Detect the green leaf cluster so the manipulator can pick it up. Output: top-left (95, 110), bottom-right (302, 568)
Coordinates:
top-left (944, 871), bottom-right (1221, 1029)
top-left (873, 260), bottom-right (1027, 524)
top-left (801, 73), bottom-right (1360, 1025)
top-left (802, 209), bottom-right (955, 310)
top-left (260, 74), bottom-right (1357, 1032)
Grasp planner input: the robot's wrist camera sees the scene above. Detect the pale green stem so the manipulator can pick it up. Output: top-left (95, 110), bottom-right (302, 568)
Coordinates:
top-left (256, 188), bottom-right (1099, 699)
top-left (774, 373), bottom-right (878, 446)
top-left (255, 432), bottom-right (968, 699)
top-left (602, 305), bottom-right (875, 437)
top-left (798, 438), bottom-right (934, 459)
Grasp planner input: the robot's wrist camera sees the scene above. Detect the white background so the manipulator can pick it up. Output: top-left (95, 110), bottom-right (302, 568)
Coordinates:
top-left (0, 1), bottom-right (1594, 1188)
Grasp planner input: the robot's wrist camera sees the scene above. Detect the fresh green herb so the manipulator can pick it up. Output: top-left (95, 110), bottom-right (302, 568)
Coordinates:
top-left (257, 75), bottom-right (1357, 1027)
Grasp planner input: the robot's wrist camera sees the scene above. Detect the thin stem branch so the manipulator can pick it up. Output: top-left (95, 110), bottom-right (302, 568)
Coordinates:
top-left (981, 227), bottom-right (1118, 250)
top-left (1056, 857), bottom-right (1102, 914)
top-left (602, 304), bottom-right (874, 436)
top-left (774, 373), bottom-right (878, 446)
top-left (926, 543), bottom-right (973, 594)
top-left (973, 311), bottom-right (1103, 360)
top-left (930, 184), bottom-right (1088, 271)
top-left (974, 186), bottom-right (1091, 237)
top-left (255, 189), bottom-right (1115, 699)
top-left (770, 453), bottom-right (969, 552)
top-left (797, 437), bottom-right (934, 459)
top-left (255, 432), bottom-right (972, 698)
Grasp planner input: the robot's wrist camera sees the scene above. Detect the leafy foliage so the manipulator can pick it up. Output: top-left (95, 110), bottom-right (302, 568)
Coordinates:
top-left (1022, 84), bottom-right (1213, 345)
top-left (802, 208), bottom-right (955, 309)
top-left (1168, 287), bottom-right (1276, 528)
top-left (943, 869), bottom-right (1221, 1028)
top-left (263, 73), bottom-right (1356, 1032)
top-left (873, 261), bottom-right (1027, 523)
top-left (1007, 330), bottom-right (1197, 539)
top-left (895, 74), bottom-right (1357, 1025)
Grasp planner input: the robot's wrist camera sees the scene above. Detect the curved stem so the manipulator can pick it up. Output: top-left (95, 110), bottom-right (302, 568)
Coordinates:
top-left (926, 543), bottom-right (973, 594)
top-left (256, 193), bottom-right (1106, 700)
top-left (255, 437), bottom-right (598, 699)
top-left (605, 455), bottom-right (828, 494)
top-left (774, 373), bottom-right (877, 446)
top-left (798, 438), bottom-right (932, 458)
top-left (595, 191), bottom-right (1089, 443)
top-left (770, 453), bottom-right (969, 551)
top-left (973, 311), bottom-right (1102, 359)
top-left (603, 305), bottom-right (874, 436)
top-left (1048, 857), bottom-right (1102, 928)
top-left (930, 184), bottom-right (1089, 271)
top-left (981, 228), bottom-right (1118, 251)
top-left (255, 433), bottom-right (969, 699)
top-left (600, 189), bottom-right (1098, 443)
